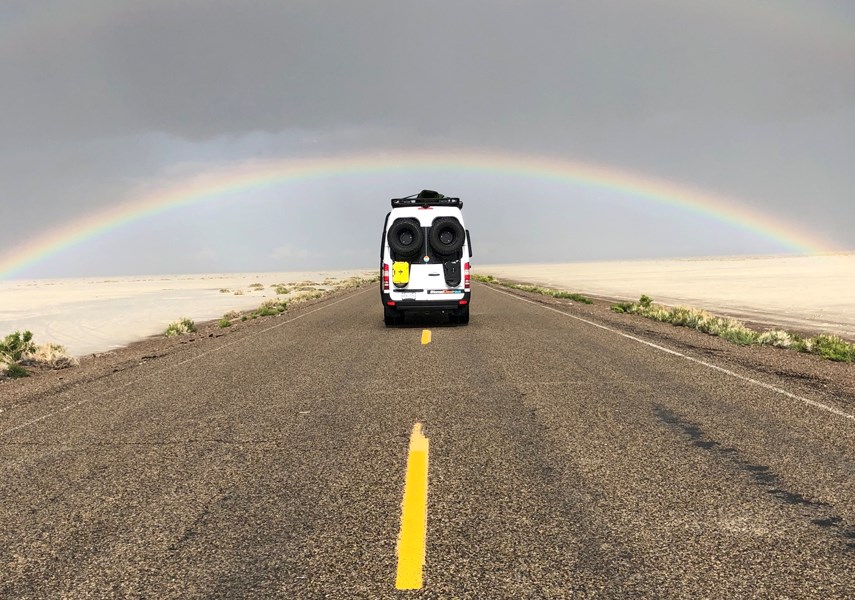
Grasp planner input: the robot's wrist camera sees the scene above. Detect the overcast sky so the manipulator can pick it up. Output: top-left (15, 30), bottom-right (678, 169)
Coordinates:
top-left (1, 0), bottom-right (853, 278)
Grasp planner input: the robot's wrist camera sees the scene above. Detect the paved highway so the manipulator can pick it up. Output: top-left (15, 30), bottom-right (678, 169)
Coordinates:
top-left (1, 283), bottom-right (853, 598)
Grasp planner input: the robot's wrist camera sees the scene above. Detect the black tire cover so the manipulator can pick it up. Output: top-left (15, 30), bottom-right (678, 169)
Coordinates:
top-left (387, 218), bottom-right (424, 257)
top-left (429, 217), bottom-right (465, 255)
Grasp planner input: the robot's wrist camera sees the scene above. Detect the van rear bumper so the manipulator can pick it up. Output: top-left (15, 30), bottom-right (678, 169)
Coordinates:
top-left (381, 291), bottom-right (470, 313)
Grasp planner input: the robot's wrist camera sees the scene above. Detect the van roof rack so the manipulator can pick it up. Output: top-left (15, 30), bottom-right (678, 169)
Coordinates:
top-left (391, 194), bottom-right (463, 209)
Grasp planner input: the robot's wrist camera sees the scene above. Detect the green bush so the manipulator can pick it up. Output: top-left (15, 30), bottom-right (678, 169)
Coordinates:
top-left (165, 318), bottom-right (197, 337)
top-left (251, 299), bottom-right (288, 318)
top-left (647, 307), bottom-right (673, 322)
top-left (550, 290), bottom-right (594, 303)
top-left (809, 335), bottom-right (855, 362)
top-left (473, 274), bottom-right (497, 283)
top-left (274, 285), bottom-right (291, 295)
top-left (610, 302), bottom-right (634, 313)
top-left (218, 318), bottom-right (232, 328)
top-left (4, 362), bottom-right (29, 378)
top-left (718, 323), bottom-right (759, 346)
top-left (1, 330), bottom-right (35, 362)
top-left (757, 330), bottom-right (793, 349)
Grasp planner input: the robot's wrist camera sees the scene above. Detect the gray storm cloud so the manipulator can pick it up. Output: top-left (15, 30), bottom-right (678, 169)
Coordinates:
top-left (1, 0), bottom-right (853, 277)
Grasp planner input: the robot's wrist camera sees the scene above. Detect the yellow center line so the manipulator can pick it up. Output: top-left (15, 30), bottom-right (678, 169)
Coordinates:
top-left (421, 329), bottom-right (432, 345)
top-left (396, 423), bottom-right (430, 590)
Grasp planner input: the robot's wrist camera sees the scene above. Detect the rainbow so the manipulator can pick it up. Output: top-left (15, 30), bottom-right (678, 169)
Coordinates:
top-left (0, 151), bottom-right (838, 279)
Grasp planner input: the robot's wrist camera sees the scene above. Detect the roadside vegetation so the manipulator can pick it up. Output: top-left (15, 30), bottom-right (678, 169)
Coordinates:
top-left (292, 291), bottom-right (323, 302)
top-left (473, 274), bottom-right (593, 304)
top-left (338, 275), bottom-right (380, 288)
top-left (165, 318), bottom-right (197, 337)
top-left (612, 295), bottom-right (855, 362)
top-left (1, 330), bottom-right (77, 379)
top-left (234, 275), bottom-right (378, 322)
top-left (250, 299), bottom-right (288, 318)
top-left (4, 275), bottom-right (380, 381)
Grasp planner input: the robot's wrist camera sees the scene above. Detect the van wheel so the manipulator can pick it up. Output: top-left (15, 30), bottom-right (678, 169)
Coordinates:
top-left (387, 219), bottom-right (424, 259)
top-left (384, 306), bottom-right (401, 327)
top-left (429, 217), bottom-right (465, 256)
top-left (451, 306), bottom-right (469, 325)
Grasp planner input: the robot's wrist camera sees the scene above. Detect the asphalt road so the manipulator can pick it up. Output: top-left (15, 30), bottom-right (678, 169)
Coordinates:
top-left (1, 283), bottom-right (853, 599)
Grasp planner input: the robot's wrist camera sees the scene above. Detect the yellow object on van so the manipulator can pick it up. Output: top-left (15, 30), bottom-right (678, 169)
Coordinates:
top-left (392, 261), bottom-right (410, 286)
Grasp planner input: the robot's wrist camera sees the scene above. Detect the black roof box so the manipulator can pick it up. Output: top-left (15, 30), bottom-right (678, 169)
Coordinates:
top-left (391, 191), bottom-right (462, 209)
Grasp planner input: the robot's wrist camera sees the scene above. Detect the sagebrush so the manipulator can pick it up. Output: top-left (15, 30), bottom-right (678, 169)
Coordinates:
top-left (611, 296), bottom-right (855, 362)
top-left (165, 318), bottom-right (197, 337)
top-left (1, 330), bottom-right (76, 378)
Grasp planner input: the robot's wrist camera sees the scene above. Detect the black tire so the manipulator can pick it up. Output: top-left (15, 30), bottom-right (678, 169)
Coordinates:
top-left (387, 219), bottom-right (424, 259)
top-left (451, 305), bottom-right (469, 325)
top-left (384, 306), bottom-right (402, 327)
top-left (429, 217), bottom-right (465, 256)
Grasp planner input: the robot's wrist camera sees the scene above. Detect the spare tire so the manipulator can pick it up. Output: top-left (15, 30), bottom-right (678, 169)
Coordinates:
top-left (429, 217), bottom-right (465, 256)
top-left (387, 218), bottom-right (423, 258)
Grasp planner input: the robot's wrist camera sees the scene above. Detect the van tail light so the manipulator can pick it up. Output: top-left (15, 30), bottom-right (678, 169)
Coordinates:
top-left (383, 263), bottom-right (390, 291)
top-left (464, 262), bottom-right (470, 289)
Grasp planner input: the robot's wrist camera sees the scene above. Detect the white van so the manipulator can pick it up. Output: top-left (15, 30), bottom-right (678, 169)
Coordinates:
top-left (380, 191), bottom-right (472, 326)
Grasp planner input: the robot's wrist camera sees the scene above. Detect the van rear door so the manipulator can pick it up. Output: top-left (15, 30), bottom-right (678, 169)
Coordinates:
top-left (407, 260), bottom-right (446, 299)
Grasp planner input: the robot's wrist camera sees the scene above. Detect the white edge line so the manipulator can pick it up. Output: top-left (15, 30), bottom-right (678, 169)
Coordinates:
top-left (485, 285), bottom-right (855, 423)
top-left (0, 287), bottom-right (374, 438)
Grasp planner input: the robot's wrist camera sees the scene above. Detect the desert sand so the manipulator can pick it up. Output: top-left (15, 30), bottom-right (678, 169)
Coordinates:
top-left (478, 254), bottom-right (855, 338)
top-left (0, 270), bottom-right (374, 357)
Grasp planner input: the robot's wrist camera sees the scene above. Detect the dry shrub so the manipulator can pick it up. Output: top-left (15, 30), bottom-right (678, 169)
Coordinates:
top-left (165, 318), bottom-right (197, 337)
top-left (757, 330), bottom-right (794, 349)
top-left (23, 343), bottom-right (78, 369)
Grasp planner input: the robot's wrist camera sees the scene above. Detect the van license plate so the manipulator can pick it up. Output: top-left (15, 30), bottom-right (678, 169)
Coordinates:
top-left (401, 292), bottom-right (416, 300)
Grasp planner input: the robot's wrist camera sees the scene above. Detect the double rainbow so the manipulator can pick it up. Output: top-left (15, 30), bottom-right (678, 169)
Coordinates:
top-left (0, 151), bottom-right (836, 279)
